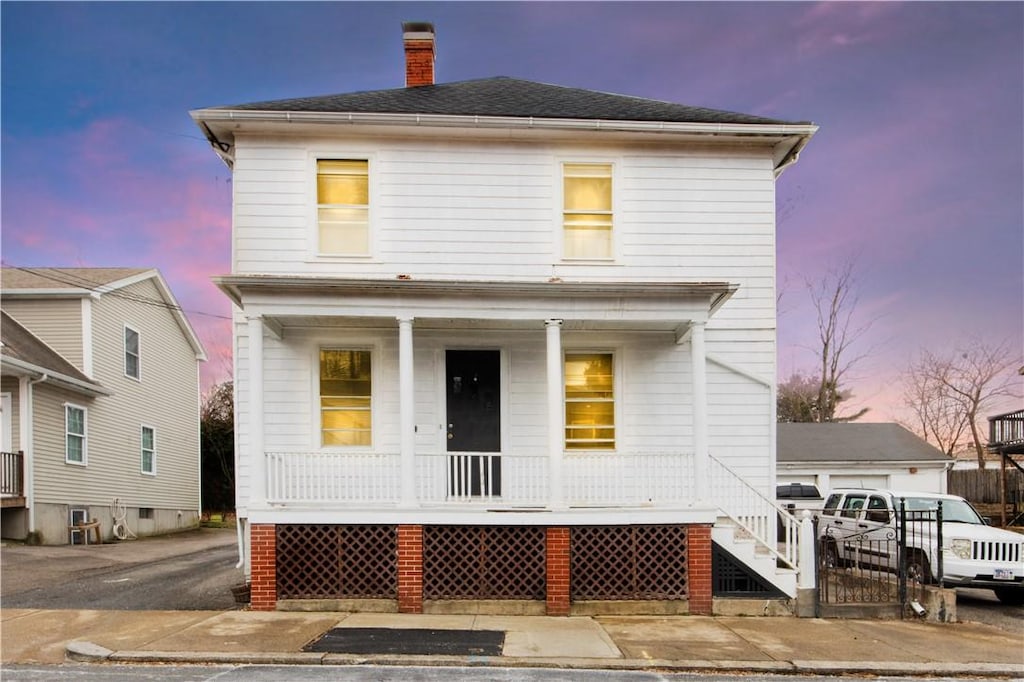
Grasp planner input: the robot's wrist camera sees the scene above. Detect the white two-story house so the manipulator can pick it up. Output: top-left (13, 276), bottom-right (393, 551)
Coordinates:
top-left (192, 23), bottom-right (817, 615)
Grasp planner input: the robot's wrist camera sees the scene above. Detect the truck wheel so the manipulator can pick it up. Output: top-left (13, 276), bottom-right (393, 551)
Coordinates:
top-left (994, 587), bottom-right (1024, 606)
top-left (906, 551), bottom-right (932, 585)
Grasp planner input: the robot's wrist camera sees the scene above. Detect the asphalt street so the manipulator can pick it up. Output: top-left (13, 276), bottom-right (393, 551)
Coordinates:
top-left (0, 667), bottom-right (1008, 682)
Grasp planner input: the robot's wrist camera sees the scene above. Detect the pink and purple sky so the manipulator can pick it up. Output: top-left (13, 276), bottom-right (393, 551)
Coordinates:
top-left (2, 2), bottom-right (1022, 424)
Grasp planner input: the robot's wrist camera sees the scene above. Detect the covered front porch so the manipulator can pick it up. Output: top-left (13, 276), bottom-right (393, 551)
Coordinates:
top-left (217, 275), bottom-right (738, 516)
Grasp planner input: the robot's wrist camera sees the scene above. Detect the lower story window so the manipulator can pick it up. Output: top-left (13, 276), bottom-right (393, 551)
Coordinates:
top-left (564, 352), bottom-right (615, 450)
top-left (141, 426), bottom-right (156, 474)
top-left (65, 404), bottom-right (87, 464)
top-left (320, 349), bottom-right (372, 446)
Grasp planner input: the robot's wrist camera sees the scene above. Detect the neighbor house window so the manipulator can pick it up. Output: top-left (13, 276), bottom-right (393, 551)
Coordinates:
top-left (65, 404), bottom-right (87, 464)
top-left (564, 352), bottom-right (615, 449)
top-left (317, 159), bottom-right (369, 255)
top-left (124, 326), bottom-right (140, 379)
top-left (141, 426), bottom-right (156, 474)
top-left (320, 349), bottom-right (372, 446)
top-left (563, 163), bottom-right (612, 259)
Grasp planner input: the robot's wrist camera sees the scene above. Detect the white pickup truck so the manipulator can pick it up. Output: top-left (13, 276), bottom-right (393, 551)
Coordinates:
top-left (818, 488), bottom-right (1024, 605)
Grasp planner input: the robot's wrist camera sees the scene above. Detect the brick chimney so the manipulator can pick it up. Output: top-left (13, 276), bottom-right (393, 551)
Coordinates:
top-left (402, 22), bottom-right (435, 87)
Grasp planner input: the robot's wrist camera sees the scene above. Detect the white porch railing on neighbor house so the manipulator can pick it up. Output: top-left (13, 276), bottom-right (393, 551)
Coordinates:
top-left (265, 451), bottom-right (695, 508)
top-left (709, 454), bottom-right (799, 569)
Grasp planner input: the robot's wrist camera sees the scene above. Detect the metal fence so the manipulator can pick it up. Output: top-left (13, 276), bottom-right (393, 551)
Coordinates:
top-left (817, 499), bottom-right (941, 610)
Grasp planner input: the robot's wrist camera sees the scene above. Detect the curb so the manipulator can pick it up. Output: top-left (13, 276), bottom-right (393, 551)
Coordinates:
top-left (66, 642), bottom-right (1024, 678)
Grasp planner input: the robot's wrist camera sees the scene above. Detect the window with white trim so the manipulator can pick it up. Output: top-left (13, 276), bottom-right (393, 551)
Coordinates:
top-left (564, 352), bottom-right (615, 450)
top-left (141, 425), bottom-right (156, 474)
top-left (320, 349), bottom-right (372, 446)
top-left (65, 404), bottom-right (87, 464)
top-left (317, 159), bottom-right (369, 255)
top-left (124, 326), bottom-right (140, 379)
top-left (563, 162), bottom-right (613, 259)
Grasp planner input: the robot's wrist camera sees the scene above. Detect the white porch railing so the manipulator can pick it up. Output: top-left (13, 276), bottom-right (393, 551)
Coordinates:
top-left (267, 451), bottom-right (400, 504)
top-left (265, 451), bottom-right (694, 508)
top-left (708, 454), bottom-right (799, 569)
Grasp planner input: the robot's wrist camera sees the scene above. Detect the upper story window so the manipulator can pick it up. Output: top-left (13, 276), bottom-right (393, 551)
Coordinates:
top-left (141, 425), bottom-right (156, 475)
top-left (320, 349), bottom-right (372, 447)
top-left (317, 159), bottom-right (369, 256)
top-left (563, 163), bottom-right (612, 260)
top-left (65, 403), bottom-right (87, 465)
top-left (124, 326), bottom-right (140, 380)
top-left (564, 352), bottom-right (615, 450)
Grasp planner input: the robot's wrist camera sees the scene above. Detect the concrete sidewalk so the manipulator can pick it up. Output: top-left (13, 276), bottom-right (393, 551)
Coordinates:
top-left (2, 608), bottom-right (1022, 677)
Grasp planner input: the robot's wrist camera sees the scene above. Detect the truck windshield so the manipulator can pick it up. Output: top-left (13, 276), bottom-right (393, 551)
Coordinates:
top-left (903, 497), bottom-right (984, 524)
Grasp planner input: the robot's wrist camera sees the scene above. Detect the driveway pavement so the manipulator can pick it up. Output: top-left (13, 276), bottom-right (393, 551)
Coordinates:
top-left (1, 527), bottom-right (240, 610)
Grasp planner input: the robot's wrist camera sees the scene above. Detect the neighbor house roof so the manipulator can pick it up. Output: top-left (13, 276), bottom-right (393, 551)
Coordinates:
top-left (208, 77), bottom-right (809, 126)
top-left (1, 267), bottom-right (206, 361)
top-left (1, 267), bottom-right (149, 292)
top-left (0, 311), bottom-right (109, 396)
top-left (777, 423), bottom-right (952, 464)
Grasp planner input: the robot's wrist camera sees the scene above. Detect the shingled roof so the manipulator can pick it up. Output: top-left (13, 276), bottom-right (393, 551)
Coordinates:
top-left (778, 423), bottom-right (951, 464)
top-left (1, 267), bottom-right (149, 291)
top-left (209, 76), bottom-right (807, 126)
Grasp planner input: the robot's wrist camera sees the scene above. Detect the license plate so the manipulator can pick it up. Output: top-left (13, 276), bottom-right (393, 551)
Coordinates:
top-left (994, 569), bottom-right (1015, 580)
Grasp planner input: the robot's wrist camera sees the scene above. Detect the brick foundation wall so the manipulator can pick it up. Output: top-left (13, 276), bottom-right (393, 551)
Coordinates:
top-left (546, 527), bottom-right (571, 616)
top-left (687, 524), bottom-right (713, 615)
top-left (250, 523), bottom-right (277, 611)
top-left (397, 524), bottom-right (424, 613)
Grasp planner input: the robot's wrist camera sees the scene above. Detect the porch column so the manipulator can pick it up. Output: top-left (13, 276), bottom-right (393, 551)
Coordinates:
top-left (398, 316), bottom-right (417, 507)
top-left (247, 315), bottom-right (266, 508)
top-left (690, 320), bottom-right (709, 504)
top-left (546, 319), bottom-right (565, 510)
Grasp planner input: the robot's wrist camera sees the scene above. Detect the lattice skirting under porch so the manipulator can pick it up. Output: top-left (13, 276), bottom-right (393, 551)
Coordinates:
top-left (249, 522), bottom-right (712, 615)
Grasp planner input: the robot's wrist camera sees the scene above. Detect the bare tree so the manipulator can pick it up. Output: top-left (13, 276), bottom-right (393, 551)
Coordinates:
top-left (802, 259), bottom-right (873, 422)
top-left (901, 352), bottom-right (971, 457)
top-left (902, 339), bottom-right (1022, 467)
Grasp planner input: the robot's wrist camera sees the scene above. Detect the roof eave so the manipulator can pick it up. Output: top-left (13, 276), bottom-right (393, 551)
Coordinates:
top-left (0, 356), bottom-right (112, 397)
top-left (213, 276), bottom-right (739, 319)
top-left (192, 109), bottom-right (817, 167)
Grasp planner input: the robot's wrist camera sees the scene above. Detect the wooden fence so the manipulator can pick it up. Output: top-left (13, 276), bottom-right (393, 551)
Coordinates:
top-left (948, 467), bottom-right (1023, 504)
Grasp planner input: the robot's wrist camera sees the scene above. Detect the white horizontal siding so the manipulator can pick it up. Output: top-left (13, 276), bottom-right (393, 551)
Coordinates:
top-left (230, 137), bottom-right (777, 294)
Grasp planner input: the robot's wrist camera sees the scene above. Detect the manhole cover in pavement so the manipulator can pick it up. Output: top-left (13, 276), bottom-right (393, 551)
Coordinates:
top-left (304, 627), bottom-right (506, 656)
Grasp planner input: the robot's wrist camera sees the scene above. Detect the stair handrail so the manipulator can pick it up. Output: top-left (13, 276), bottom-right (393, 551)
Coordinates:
top-left (708, 453), bottom-right (800, 570)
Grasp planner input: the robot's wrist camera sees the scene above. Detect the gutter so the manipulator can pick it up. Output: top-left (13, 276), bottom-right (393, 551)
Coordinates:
top-left (192, 108), bottom-right (818, 138)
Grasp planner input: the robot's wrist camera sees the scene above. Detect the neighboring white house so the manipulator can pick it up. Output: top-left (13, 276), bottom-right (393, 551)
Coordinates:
top-left (777, 423), bottom-right (953, 498)
top-left (0, 267), bottom-right (207, 544)
top-left (192, 23), bottom-right (817, 614)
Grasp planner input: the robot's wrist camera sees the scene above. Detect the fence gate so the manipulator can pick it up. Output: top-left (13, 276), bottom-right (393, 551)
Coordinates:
top-left (817, 501), bottom-right (940, 613)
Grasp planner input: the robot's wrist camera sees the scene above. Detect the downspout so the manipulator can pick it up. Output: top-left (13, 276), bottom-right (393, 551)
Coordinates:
top-left (235, 517), bottom-right (246, 569)
top-left (24, 373), bottom-right (49, 535)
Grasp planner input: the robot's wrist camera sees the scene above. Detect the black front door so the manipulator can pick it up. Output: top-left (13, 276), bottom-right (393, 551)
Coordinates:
top-left (446, 350), bottom-right (501, 496)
